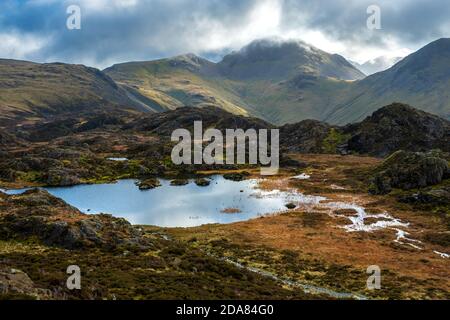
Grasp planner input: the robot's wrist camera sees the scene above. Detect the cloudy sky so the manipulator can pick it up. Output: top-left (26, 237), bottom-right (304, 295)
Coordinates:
top-left (0, 0), bottom-right (449, 69)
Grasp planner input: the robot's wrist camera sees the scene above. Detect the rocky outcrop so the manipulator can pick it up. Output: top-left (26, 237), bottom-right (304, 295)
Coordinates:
top-left (280, 103), bottom-right (450, 157)
top-left (369, 150), bottom-right (449, 195)
top-left (345, 103), bottom-right (450, 157)
top-left (170, 179), bottom-right (189, 186)
top-left (0, 268), bottom-right (53, 299)
top-left (0, 189), bottom-right (151, 250)
top-left (399, 186), bottom-right (450, 206)
top-left (280, 120), bottom-right (334, 153)
top-left (124, 106), bottom-right (273, 136)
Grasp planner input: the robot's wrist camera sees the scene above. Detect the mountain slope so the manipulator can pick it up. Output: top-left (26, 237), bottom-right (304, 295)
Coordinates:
top-left (104, 54), bottom-right (253, 117)
top-left (105, 39), bottom-right (365, 125)
top-left (326, 38), bottom-right (450, 124)
top-left (0, 59), bottom-right (155, 126)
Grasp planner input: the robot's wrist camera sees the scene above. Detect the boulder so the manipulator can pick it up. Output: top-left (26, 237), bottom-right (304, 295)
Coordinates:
top-left (0, 268), bottom-right (52, 299)
top-left (138, 178), bottom-right (161, 190)
top-left (45, 169), bottom-right (81, 186)
top-left (223, 172), bottom-right (250, 182)
top-left (170, 179), bottom-right (189, 186)
top-left (369, 150), bottom-right (449, 195)
top-left (399, 187), bottom-right (450, 206)
top-left (195, 178), bottom-right (211, 187)
top-left (0, 189), bottom-right (151, 250)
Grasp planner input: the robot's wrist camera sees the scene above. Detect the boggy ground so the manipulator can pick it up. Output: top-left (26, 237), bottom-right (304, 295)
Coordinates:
top-left (0, 188), bottom-right (320, 300)
top-left (0, 154), bottom-right (448, 300)
top-left (167, 154), bottom-right (450, 300)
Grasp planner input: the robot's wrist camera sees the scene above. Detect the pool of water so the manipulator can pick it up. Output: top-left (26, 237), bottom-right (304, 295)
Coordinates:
top-left (1, 176), bottom-right (321, 227)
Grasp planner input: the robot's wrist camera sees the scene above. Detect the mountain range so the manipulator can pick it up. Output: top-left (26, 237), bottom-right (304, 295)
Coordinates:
top-left (0, 38), bottom-right (449, 127)
top-left (350, 56), bottom-right (403, 75)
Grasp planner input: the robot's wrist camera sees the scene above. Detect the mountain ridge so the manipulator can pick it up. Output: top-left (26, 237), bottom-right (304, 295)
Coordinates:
top-left (1, 38), bottom-right (450, 126)
top-left (104, 38), bottom-right (365, 125)
top-left (0, 59), bottom-right (157, 126)
top-left (325, 38), bottom-right (450, 124)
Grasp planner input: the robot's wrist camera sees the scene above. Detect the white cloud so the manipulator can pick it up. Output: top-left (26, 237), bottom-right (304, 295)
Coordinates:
top-left (0, 32), bottom-right (50, 60)
top-left (1, 0), bottom-right (446, 68)
top-left (67, 0), bottom-right (138, 13)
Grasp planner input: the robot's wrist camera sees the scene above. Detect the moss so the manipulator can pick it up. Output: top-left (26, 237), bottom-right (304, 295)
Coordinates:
top-left (322, 128), bottom-right (350, 154)
top-left (0, 236), bottom-right (316, 300)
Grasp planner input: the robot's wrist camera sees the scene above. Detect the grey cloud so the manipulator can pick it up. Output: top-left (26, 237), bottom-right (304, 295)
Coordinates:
top-left (0, 0), bottom-right (448, 68)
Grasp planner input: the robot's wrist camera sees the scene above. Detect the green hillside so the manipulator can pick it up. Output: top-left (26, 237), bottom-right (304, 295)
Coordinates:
top-left (325, 38), bottom-right (450, 124)
top-left (105, 39), bottom-right (364, 125)
top-left (2, 38), bottom-right (449, 127)
top-left (106, 38), bottom-right (450, 125)
top-left (0, 59), bottom-right (154, 126)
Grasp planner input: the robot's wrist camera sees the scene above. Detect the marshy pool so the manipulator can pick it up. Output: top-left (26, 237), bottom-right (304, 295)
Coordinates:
top-left (1, 176), bottom-right (323, 227)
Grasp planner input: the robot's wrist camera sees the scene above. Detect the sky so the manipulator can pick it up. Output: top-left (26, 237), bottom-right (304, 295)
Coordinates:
top-left (0, 0), bottom-right (449, 69)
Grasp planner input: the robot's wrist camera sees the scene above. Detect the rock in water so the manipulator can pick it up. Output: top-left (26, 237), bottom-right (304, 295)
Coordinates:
top-left (195, 178), bottom-right (210, 187)
top-left (170, 179), bottom-right (189, 186)
top-left (138, 178), bottom-right (161, 190)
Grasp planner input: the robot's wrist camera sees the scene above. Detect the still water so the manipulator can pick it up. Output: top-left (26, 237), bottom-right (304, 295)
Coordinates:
top-left (2, 176), bottom-right (320, 227)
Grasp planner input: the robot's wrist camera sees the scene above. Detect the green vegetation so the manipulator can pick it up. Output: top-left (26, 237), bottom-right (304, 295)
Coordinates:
top-left (321, 128), bottom-right (350, 154)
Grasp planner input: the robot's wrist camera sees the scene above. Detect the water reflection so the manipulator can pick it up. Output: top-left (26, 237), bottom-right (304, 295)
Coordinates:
top-left (2, 176), bottom-right (307, 227)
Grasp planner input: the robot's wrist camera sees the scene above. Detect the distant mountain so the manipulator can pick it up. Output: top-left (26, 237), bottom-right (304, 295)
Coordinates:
top-left (2, 38), bottom-right (450, 127)
top-left (0, 59), bottom-right (155, 126)
top-left (105, 38), bottom-right (365, 125)
top-left (72, 38), bottom-right (450, 125)
top-left (217, 39), bottom-right (365, 81)
top-left (350, 56), bottom-right (403, 75)
top-left (326, 38), bottom-right (450, 124)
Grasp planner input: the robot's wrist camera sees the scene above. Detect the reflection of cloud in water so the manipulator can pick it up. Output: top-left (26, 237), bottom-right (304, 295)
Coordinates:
top-left (5, 176), bottom-right (306, 228)
top-left (0, 176), bottom-right (421, 250)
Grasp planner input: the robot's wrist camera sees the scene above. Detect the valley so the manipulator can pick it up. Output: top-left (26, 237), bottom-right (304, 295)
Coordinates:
top-left (0, 104), bottom-right (448, 300)
top-left (0, 35), bottom-right (449, 301)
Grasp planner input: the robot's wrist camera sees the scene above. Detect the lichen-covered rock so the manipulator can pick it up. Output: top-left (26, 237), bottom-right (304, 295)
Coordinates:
top-left (0, 189), bottom-right (151, 250)
top-left (223, 172), bottom-right (250, 182)
top-left (170, 179), bottom-right (189, 186)
top-left (346, 104), bottom-right (450, 157)
top-left (195, 178), bottom-right (210, 187)
top-left (45, 169), bottom-right (81, 186)
top-left (0, 268), bottom-right (52, 299)
top-left (369, 150), bottom-right (449, 195)
top-left (399, 186), bottom-right (450, 205)
top-left (137, 178), bottom-right (161, 190)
